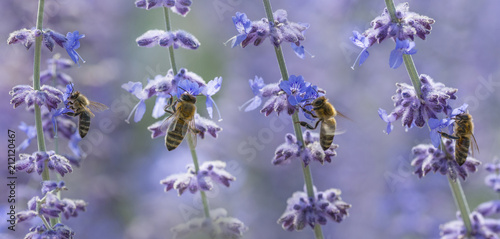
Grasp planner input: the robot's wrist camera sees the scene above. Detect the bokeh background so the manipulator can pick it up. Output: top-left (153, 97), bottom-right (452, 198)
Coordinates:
top-left (1, 0), bottom-right (500, 238)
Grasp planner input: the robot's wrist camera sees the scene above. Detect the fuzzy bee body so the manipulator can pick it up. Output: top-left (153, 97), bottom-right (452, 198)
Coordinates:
top-left (65, 90), bottom-right (108, 138)
top-left (439, 113), bottom-right (478, 166)
top-left (299, 96), bottom-right (337, 151)
top-left (164, 93), bottom-right (199, 151)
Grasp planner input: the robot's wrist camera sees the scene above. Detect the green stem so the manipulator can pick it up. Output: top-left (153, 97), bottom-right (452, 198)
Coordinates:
top-left (384, 0), bottom-right (422, 98)
top-left (163, 8), bottom-right (178, 75)
top-left (163, 7), bottom-right (210, 219)
top-left (447, 177), bottom-right (472, 235)
top-left (262, 1), bottom-right (322, 238)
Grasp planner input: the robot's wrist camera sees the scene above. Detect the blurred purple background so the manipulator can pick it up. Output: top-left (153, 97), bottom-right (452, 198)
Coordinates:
top-left (1, 0), bottom-right (500, 238)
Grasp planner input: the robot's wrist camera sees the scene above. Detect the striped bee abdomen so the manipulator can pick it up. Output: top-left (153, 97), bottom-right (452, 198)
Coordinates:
top-left (166, 119), bottom-right (187, 151)
top-left (78, 112), bottom-right (91, 138)
top-left (455, 136), bottom-right (470, 166)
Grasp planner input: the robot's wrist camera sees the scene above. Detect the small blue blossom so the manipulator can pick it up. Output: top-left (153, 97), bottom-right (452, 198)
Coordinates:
top-left (40, 56), bottom-right (74, 86)
top-left (350, 31), bottom-right (370, 68)
top-left (440, 211), bottom-right (500, 239)
top-left (411, 140), bottom-right (481, 181)
top-left (171, 208), bottom-right (247, 239)
top-left (484, 160), bottom-right (500, 192)
top-left (177, 79), bottom-right (203, 98)
top-left (278, 186), bottom-right (351, 231)
top-left (378, 108), bottom-right (395, 134)
top-left (63, 31), bottom-right (85, 65)
top-left (17, 122), bottom-right (37, 151)
top-left (280, 75), bottom-right (310, 106)
top-left (291, 43), bottom-right (306, 59)
top-left (41, 181), bottom-right (66, 195)
top-left (239, 76), bottom-right (265, 112)
top-left (122, 81), bottom-right (149, 123)
top-left (230, 12), bottom-right (252, 47)
top-left (428, 104), bottom-right (468, 148)
top-left (389, 39), bottom-right (417, 69)
top-left (68, 131), bottom-right (85, 158)
top-left (202, 77), bottom-right (222, 120)
top-left (380, 74), bottom-right (457, 132)
top-left (160, 161), bottom-right (235, 195)
top-left (24, 223), bottom-right (75, 239)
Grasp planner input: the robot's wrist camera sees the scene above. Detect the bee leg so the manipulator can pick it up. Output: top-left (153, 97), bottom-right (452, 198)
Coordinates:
top-left (163, 97), bottom-right (174, 113)
top-left (297, 120), bottom-right (321, 130)
top-left (300, 106), bottom-right (318, 118)
top-left (190, 126), bottom-right (201, 134)
top-left (438, 131), bottom-right (459, 140)
top-left (64, 111), bottom-right (79, 117)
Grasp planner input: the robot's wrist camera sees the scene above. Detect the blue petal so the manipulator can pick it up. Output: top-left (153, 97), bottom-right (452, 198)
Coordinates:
top-left (134, 100), bottom-right (146, 122)
top-left (232, 12), bottom-right (251, 34)
top-left (452, 103), bottom-right (468, 116)
top-left (350, 31), bottom-right (369, 48)
top-left (430, 129), bottom-right (441, 148)
top-left (122, 81), bottom-right (144, 99)
top-left (358, 49), bottom-right (369, 66)
top-left (63, 83), bottom-right (74, 102)
top-left (249, 76), bottom-right (265, 96)
top-left (64, 31), bottom-right (85, 65)
top-left (389, 49), bottom-right (404, 69)
top-left (206, 95), bottom-right (222, 120)
top-left (69, 131), bottom-right (84, 158)
top-left (244, 96), bottom-right (262, 112)
top-left (177, 80), bottom-right (201, 98)
top-left (205, 77), bottom-right (222, 96)
top-left (152, 96), bottom-right (168, 119)
top-left (279, 80), bottom-right (292, 96)
top-left (378, 108), bottom-right (393, 134)
top-left (291, 43), bottom-right (305, 59)
top-left (231, 34), bottom-right (247, 48)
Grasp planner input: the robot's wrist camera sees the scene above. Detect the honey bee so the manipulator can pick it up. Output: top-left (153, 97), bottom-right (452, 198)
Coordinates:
top-left (298, 96), bottom-right (338, 151)
top-left (163, 92), bottom-right (200, 151)
top-left (65, 88), bottom-right (108, 138)
top-left (439, 112), bottom-right (479, 165)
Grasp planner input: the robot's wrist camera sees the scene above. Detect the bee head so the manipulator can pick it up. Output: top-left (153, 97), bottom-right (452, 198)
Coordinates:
top-left (456, 112), bottom-right (471, 122)
top-left (312, 96), bottom-right (327, 107)
top-left (181, 92), bottom-right (197, 103)
top-left (69, 91), bottom-right (80, 99)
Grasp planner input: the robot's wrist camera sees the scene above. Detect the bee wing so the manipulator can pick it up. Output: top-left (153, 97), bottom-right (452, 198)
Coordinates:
top-left (471, 133), bottom-right (480, 156)
top-left (336, 110), bottom-right (354, 122)
top-left (87, 101), bottom-right (109, 117)
top-left (187, 119), bottom-right (197, 148)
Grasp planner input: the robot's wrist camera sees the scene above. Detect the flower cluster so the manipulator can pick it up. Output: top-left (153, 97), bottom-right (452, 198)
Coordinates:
top-left (411, 139), bottom-right (481, 181)
top-left (379, 74), bottom-right (458, 133)
top-left (122, 68), bottom-right (222, 123)
top-left (171, 208), bottom-right (247, 239)
top-left (135, 0), bottom-right (192, 16)
top-left (230, 10), bottom-right (309, 58)
top-left (274, 131), bottom-right (338, 166)
top-left (278, 187), bottom-right (351, 231)
top-left (136, 29), bottom-right (200, 49)
top-left (24, 224), bottom-right (75, 239)
top-left (16, 150), bottom-right (73, 176)
top-left (241, 75), bottom-right (324, 120)
top-left (40, 55), bottom-right (75, 86)
top-left (160, 161), bottom-right (235, 195)
top-left (9, 84), bottom-right (63, 111)
top-left (485, 161), bottom-right (500, 192)
top-left (8, 28), bottom-right (85, 64)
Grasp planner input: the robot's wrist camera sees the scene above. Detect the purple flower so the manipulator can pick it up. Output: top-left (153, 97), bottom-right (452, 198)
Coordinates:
top-left (389, 39), bottom-right (417, 69)
top-left (350, 31), bottom-right (370, 68)
top-left (171, 208), bottom-right (247, 239)
top-left (378, 108), bottom-right (395, 134)
top-left (230, 10), bottom-right (309, 57)
top-left (476, 201), bottom-right (500, 217)
top-left (428, 104), bottom-right (469, 148)
top-left (273, 131), bottom-right (338, 166)
top-left (7, 28), bottom-right (36, 49)
top-left (48, 107), bottom-right (77, 140)
top-left (239, 76), bottom-right (265, 112)
top-left (68, 131), bottom-right (85, 158)
top-left (379, 74), bottom-right (457, 132)
top-left (361, 2), bottom-right (435, 46)
top-left (177, 79), bottom-right (203, 98)
top-left (15, 210), bottom-right (37, 224)
top-left (280, 75), bottom-right (310, 106)
top-left (485, 160), bottom-right (500, 192)
top-left (17, 122), bottom-right (37, 151)
top-left (40, 56), bottom-right (74, 86)
top-left (202, 77), bottom-right (222, 120)
top-left (160, 161), bottom-right (235, 195)
top-left (16, 151), bottom-right (73, 177)
top-left (9, 85), bottom-right (63, 111)
top-left (41, 181), bottom-right (66, 195)
top-left (135, 0), bottom-right (192, 16)
top-left (24, 223), bottom-right (75, 239)
top-left (440, 211), bottom-right (500, 239)
top-left (278, 186), bottom-right (351, 231)
top-left (136, 30), bottom-right (200, 49)
top-left (411, 140), bottom-right (481, 181)
top-left (63, 31), bottom-right (85, 65)
top-left (122, 81), bottom-right (149, 123)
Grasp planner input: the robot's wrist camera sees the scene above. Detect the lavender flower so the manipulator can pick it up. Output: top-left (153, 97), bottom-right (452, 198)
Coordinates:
top-left (389, 39), bottom-right (417, 69)
top-left (202, 77), bottom-right (222, 120)
top-left (278, 187), bottom-right (351, 231)
top-left (16, 151), bottom-right (73, 176)
top-left (485, 161), bottom-right (500, 192)
top-left (122, 81), bottom-right (150, 123)
top-left (350, 31), bottom-right (370, 68)
top-left (63, 31), bottom-right (85, 65)
top-left (171, 208), bottom-right (247, 239)
top-left (476, 201), bottom-right (500, 217)
top-left (18, 193), bottom-right (86, 222)
top-left (411, 139), bottom-right (481, 181)
top-left (9, 85), bottom-right (63, 111)
top-left (273, 131), bottom-right (338, 166)
top-left (379, 74), bottom-right (458, 132)
top-left (160, 161), bottom-right (235, 195)
top-left (147, 113), bottom-right (222, 139)
top-left (230, 10), bottom-right (309, 57)
top-left (40, 55), bottom-right (74, 86)
top-left (17, 122), bottom-right (37, 151)
top-left (361, 2), bottom-right (435, 46)
top-left (41, 181), bottom-right (66, 195)
top-left (136, 30), bottom-right (200, 49)
top-left (440, 211), bottom-right (500, 239)
top-left (279, 75), bottom-right (310, 106)
top-left (7, 28), bottom-right (36, 49)
top-left (24, 223), bottom-right (75, 239)
top-left (135, 0), bottom-right (192, 16)
top-left (239, 76), bottom-right (265, 112)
